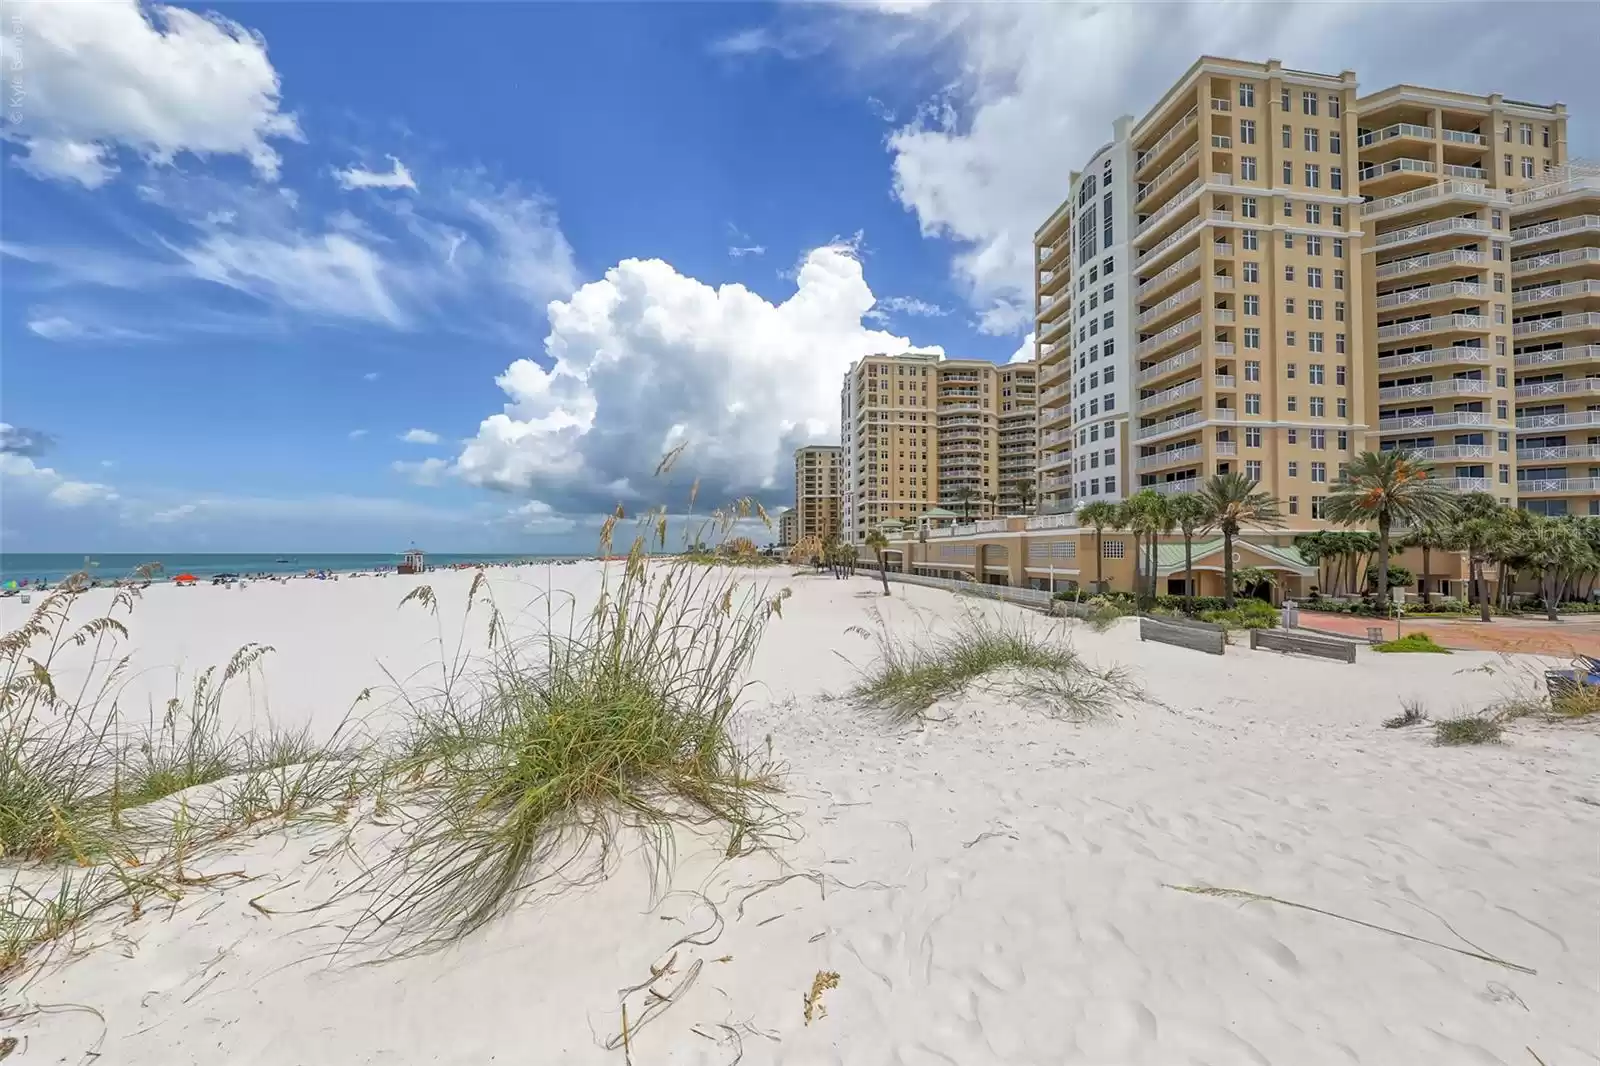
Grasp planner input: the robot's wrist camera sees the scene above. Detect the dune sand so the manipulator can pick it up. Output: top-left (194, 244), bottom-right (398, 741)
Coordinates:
top-left (3, 562), bottom-right (1597, 1064)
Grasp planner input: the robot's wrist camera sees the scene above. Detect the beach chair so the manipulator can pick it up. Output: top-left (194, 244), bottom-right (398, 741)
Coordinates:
top-left (1547, 671), bottom-right (1583, 700)
top-left (1366, 626), bottom-right (1385, 645)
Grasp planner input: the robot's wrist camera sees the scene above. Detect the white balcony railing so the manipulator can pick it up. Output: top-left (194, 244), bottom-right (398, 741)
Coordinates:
top-left (1361, 180), bottom-right (1504, 219)
top-left (1441, 128), bottom-right (1487, 146)
top-left (1139, 214), bottom-right (1206, 267)
top-left (1148, 478), bottom-right (1202, 497)
top-left (1511, 163), bottom-right (1600, 207)
top-left (1137, 280), bottom-right (1202, 328)
top-left (1371, 215), bottom-right (1488, 249)
top-left (1515, 377), bottom-right (1600, 399)
top-left (1137, 249), bottom-right (1200, 298)
top-left (1137, 143), bottom-right (1201, 206)
top-left (1214, 441), bottom-right (1239, 457)
top-left (1376, 412), bottom-right (1490, 432)
top-left (1442, 163), bottom-right (1487, 179)
top-left (1136, 107), bottom-right (1199, 172)
top-left (1514, 345), bottom-right (1600, 368)
top-left (1136, 346), bottom-right (1201, 385)
top-left (1408, 445), bottom-right (1492, 462)
top-left (1511, 247), bottom-right (1600, 275)
top-left (1137, 377), bottom-right (1203, 414)
top-left (1513, 312), bottom-right (1600, 338)
top-left (1026, 513), bottom-right (1078, 531)
top-left (1135, 313), bottom-right (1202, 358)
top-left (1136, 409), bottom-right (1207, 440)
top-left (1209, 98), bottom-right (1231, 113)
top-left (1434, 477), bottom-right (1493, 493)
top-left (1136, 178), bottom-right (1204, 240)
top-left (1518, 444), bottom-right (1600, 462)
top-left (1137, 444), bottom-right (1203, 470)
top-left (1376, 346), bottom-right (1494, 371)
top-left (1517, 477), bottom-right (1600, 494)
top-left (1213, 308), bottom-right (1236, 324)
top-left (1214, 374), bottom-right (1237, 389)
top-left (1376, 313), bottom-right (1489, 341)
top-left (1375, 248), bottom-right (1485, 280)
top-left (1357, 122), bottom-right (1433, 148)
top-left (1360, 158), bottom-right (1436, 182)
top-left (1516, 410), bottom-right (1600, 431)
top-left (1511, 214), bottom-right (1600, 245)
top-left (1375, 281), bottom-right (1485, 310)
top-left (1378, 379), bottom-right (1490, 402)
top-left (1512, 280), bottom-right (1600, 306)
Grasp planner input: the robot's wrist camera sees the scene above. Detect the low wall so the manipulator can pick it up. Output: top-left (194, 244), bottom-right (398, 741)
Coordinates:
top-left (1139, 615), bottom-right (1226, 655)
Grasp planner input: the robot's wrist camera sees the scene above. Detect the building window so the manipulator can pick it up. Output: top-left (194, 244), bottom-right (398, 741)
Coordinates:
top-left (1286, 363), bottom-right (1297, 379)
top-left (1282, 159), bottom-right (1293, 184)
top-left (1310, 396), bottom-right (1325, 416)
top-left (1337, 430), bottom-right (1349, 449)
top-left (1287, 394), bottom-right (1299, 411)
top-left (1499, 464), bottom-right (1510, 485)
top-left (1504, 153), bottom-right (1513, 176)
top-left (1336, 365), bottom-right (1346, 385)
top-left (1305, 163), bottom-right (1321, 188)
top-left (1306, 235), bottom-right (1322, 256)
top-left (1328, 95), bottom-right (1341, 118)
top-left (1288, 460), bottom-right (1299, 477)
top-left (1281, 123), bottom-right (1292, 148)
top-left (1307, 267), bottom-right (1323, 288)
top-left (1102, 540), bottom-right (1124, 559)
top-left (1284, 231), bottom-right (1295, 250)
top-left (1245, 360), bottom-right (1261, 381)
top-left (1240, 119), bottom-right (1256, 145)
top-left (1503, 120), bottom-right (1512, 141)
top-left (1246, 426), bottom-right (1262, 447)
top-left (1332, 205), bottom-right (1343, 226)
top-left (1333, 270), bottom-right (1345, 291)
top-left (1330, 130), bottom-right (1342, 154)
top-left (1522, 156), bottom-right (1535, 179)
top-left (1287, 428), bottom-right (1298, 444)
top-left (1332, 238), bottom-right (1344, 258)
top-left (1303, 202), bottom-right (1318, 224)
top-left (1240, 156), bottom-right (1257, 181)
top-left (1308, 331), bottom-right (1325, 353)
top-left (1280, 88), bottom-right (1291, 111)
top-left (1242, 229), bottom-right (1260, 251)
top-left (1302, 91), bottom-right (1317, 116)
top-left (1288, 495), bottom-right (1299, 515)
top-left (1330, 167), bottom-right (1342, 191)
top-left (1244, 294), bottom-right (1260, 316)
top-left (1309, 363), bottom-right (1325, 384)
top-left (1245, 393), bottom-right (1261, 414)
top-left (1336, 397), bottom-right (1347, 418)
top-left (1519, 122), bottom-right (1533, 145)
top-left (1244, 327), bottom-right (1261, 349)
top-left (1308, 299), bottom-right (1324, 320)
top-left (1311, 495), bottom-right (1326, 519)
top-left (1495, 366), bottom-right (1506, 388)
top-left (1243, 261), bottom-right (1259, 283)
top-left (1311, 429), bottom-right (1326, 449)
top-left (1241, 195), bottom-right (1258, 218)
top-left (1498, 431), bottom-right (1509, 452)
top-left (1239, 82), bottom-right (1255, 108)
top-left (1284, 265), bottom-right (1295, 282)
top-left (1312, 461), bottom-right (1327, 482)
top-left (1284, 296), bottom-right (1296, 315)
top-left (1304, 127), bottom-right (1319, 152)
top-left (1246, 460), bottom-right (1262, 480)
top-left (1496, 399), bottom-right (1508, 419)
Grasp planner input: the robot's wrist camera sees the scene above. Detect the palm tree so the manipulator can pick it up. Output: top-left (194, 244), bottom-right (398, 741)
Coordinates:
top-left (951, 486), bottom-right (979, 521)
top-left (1123, 490), bottom-right (1172, 607)
top-left (1011, 478), bottom-right (1036, 515)
top-left (1196, 471), bottom-right (1284, 608)
top-left (865, 527), bottom-right (891, 596)
top-left (1521, 516), bottom-right (1593, 621)
top-left (1402, 517), bottom-right (1453, 608)
top-left (1322, 450), bottom-right (1456, 612)
top-left (1113, 497), bottom-right (1144, 607)
top-left (1448, 492), bottom-right (1508, 622)
top-left (1170, 493), bottom-right (1208, 612)
top-left (1078, 500), bottom-right (1119, 595)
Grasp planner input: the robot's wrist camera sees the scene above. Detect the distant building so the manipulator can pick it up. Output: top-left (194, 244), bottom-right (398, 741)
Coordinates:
top-left (778, 507), bottom-right (798, 547)
top-left (793, 445), bottom-right (841, 544)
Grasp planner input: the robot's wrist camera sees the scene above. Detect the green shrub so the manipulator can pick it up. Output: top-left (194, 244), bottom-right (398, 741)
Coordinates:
top-left (1435, 715), bottom-right (1501, 746)
top-left (1198, 600), bottom-right (1279, 630)
top-left (1373, 632), bottom-right (1451, 654)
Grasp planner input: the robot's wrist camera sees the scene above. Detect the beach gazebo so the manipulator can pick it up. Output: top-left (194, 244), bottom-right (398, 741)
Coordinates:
top-left (399, 548), bottom-right (427, 575)
top-left (916, 507), bottom-right (960, 538)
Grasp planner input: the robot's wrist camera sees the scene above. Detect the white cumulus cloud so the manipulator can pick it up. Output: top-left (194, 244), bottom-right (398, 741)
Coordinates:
top-left (508, 500), bottom-right (577, 535)
top-left (2, 0), bottom-right (300, 187)
top-left (400, 428), bottom-right (441, 444)
top-left (451, 243), bottom-right (940, 513)
top-left (1006, 332), bottom-right (1035, 364)
top-left (335, 156), bottom-right (417, 192)
top-left (392, 457), bottom-right (450, 486)
top-left (0, 449), bottom-right (118, 507)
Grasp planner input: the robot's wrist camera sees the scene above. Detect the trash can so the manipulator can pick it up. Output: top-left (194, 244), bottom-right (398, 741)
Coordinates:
top-left (1281, 599), bottom-right (1299, 628)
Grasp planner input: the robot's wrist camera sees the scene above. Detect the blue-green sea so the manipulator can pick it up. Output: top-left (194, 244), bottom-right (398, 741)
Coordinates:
top-left (0, 553), bottom-right (586, 585)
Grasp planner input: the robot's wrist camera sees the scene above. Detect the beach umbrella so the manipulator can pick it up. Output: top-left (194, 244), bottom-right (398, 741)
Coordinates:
top-left (175, 573), bottom-right (197, 583)
top-left (2, 580), bottom-right (16, 591)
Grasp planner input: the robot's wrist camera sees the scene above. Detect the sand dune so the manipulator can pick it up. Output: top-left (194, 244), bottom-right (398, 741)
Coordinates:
top-left (4, 562), bottom-right (1597, 1065)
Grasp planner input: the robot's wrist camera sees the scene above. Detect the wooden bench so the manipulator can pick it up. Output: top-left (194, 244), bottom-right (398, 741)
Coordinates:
top-left (1249, 629), bottom-right (1358, 664)
top-left (1139, 615), bottom-right (1226, 655)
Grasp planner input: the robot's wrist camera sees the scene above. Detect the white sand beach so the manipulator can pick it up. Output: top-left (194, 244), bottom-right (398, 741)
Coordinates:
top-left (3, 560), bottom-right (1598, 1065)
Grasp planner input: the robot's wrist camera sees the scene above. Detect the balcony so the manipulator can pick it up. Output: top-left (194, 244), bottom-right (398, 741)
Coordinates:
top-left (1517, 477), bottom-right (1600, 495)
top-left (1374, 248), bottom-right (1486, 281)
top-left (1137, 377), bottom-right (1203, 414)
top-left (1371, 216), bottom-right (1488, 250)
top-left (1516, 410), bottom-right (1600, 432)
top-left (1137, 248), bottom-right (1200, 300)
top-left (1135, 177), bottom-right (1203, 242)
top-left (1441, 128), bottom-right (1486, 147)
top-left (1359, 158), bottom-right (1436, 182)
top-left (1374, 280), bottom-right (1485, 311)
top-left (1148, 478), bottom-right (1202, 497)
top-left (1434, 477), bottom-right (1493, 493)
top-left (1209, 97), bottom-right (1231, 113)
top-left (1376, 411), bottom-right (1491, 433)
top-left (1408, 445), bottom-right (1492, 462)
top-left (1518, 444), bottom-right (1600, 462)
top-left (1378, 379), bottom-right (1490, 402)
top-left (1136, 346), bottom-right (1201, 386)
top-left (1139, 214), bottom-right (1206, 269)
top-left (1511, 214), bottom-right (1600, 246)
top-left (1376, 313), bottom-right (1489, 342)
top-left (1443, 163), bottom-right (1487, 180)
top-left (1026, 512), bottom-right (1079, 532)
top-left (1136, 409), bottom-right (1207, 441)
top-left (1213, 308), bottom-right (1236, 324)
top-left (1136, 107), bottom-right (1199, 174)
top-left (1357, 122), bottom-right (1433, 148)
top-left (1213, 240), bottom-right (1234, 258)
top-left (1514, 345), bottom-right (1600, 369)
top-left (1362, 180), bottom-right (1507, 222)
top-left (941, 401), bottom-right (981, 412)
top-left (1137, 444), bottom-right (1203, 471)
top-left (1512, 280), bottom-right (1600, 307)
top-left (1376, 346), bottom-right (1494, 371)
top-left (1515, 377), bottom-right (1600, 399)
top-left (1136, 280), bottom-right (1201, 329)
top-left (1511, 164), bottom-right (1600, 207)
top-left (1512, 312), bottom-right (1600, 339)
top-left (1215, 441), bottom-right (1238, 457)
top-left (1137, 143), bottom-right (1201, 206)
top-left (1212, 407), bottom-right (1238, 422)
top-left (1213, 341), bottom-right (1236, 355)
top-left (1041, 426), bottom-right (1074, 446)
top-left (1135, 313), bottom-right (1201, 359)
top-left (1511, 247), bottom-right (1600, 276)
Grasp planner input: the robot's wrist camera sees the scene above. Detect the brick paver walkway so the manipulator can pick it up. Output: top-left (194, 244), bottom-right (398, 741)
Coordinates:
top-left (1298, 610), bottom-right (1600, 658)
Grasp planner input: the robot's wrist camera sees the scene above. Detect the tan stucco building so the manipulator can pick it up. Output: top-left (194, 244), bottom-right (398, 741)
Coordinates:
top-left (793, 445), bottom-right (841, 543)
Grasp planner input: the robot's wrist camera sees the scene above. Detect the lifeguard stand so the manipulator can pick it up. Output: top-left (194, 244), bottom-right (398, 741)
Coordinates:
top-left (399, 549), bottom-right (427, 575)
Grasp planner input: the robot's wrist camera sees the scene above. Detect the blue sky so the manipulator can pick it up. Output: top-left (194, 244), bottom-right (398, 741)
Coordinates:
top-left (2, 1), bottom-right (1596, 554)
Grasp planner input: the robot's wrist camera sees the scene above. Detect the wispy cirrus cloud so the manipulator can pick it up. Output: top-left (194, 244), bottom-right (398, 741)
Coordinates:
top-left (334, 155), bottom-right (417, 192)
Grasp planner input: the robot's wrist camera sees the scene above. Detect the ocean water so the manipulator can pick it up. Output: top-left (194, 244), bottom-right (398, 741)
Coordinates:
top-left (0, 553), bottom-right (583, 585)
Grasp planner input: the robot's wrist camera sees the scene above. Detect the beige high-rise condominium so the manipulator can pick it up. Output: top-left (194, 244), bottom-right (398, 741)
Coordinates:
top-left (1358, 84), bottom-right (1567, 504)
top-left (1037, 56), bottom-right (1588, 522)
top-left (792, 445), bottom-right (841, 544)
top-left (1508, 161), bottom-right (1599, 517)
top-left (840, 353), bottom-right (1039, 542)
